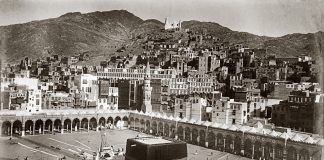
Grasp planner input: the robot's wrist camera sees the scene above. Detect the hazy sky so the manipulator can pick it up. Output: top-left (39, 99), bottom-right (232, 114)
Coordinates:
top-left (0, 0), bottom-right (323, 37)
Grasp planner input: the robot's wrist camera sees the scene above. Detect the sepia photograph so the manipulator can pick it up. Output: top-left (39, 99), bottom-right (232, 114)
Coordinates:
top-left (0, 0), bottom-right (324, 159)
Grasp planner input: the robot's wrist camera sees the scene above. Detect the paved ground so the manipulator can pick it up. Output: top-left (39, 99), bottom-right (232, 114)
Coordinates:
top-left (0, 129), bottom-right (251, 160)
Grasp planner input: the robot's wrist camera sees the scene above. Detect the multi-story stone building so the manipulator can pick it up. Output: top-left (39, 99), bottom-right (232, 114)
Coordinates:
top-left (80, 74), bottom-right (98, 102)
top-left (212, 97), bottom-right (248, 125)
top-left (271, 90), bottom-right (324, 135)
top-left (173, 94), bottom-right (209, 121)
top-left (97, 87), bottom-right (118, 110)
top-left (96, 68), bottom-right (177, 80)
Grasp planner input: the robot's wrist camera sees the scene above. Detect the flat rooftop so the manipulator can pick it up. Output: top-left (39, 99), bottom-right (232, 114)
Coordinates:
top-left (132, 137), bottom-right (172, 145)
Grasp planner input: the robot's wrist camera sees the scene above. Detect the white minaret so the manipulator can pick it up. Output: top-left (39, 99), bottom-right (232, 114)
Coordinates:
top-left (165, 17), bottom-right (170, 30)
top-left (141, 61), bottom-right (152, 113)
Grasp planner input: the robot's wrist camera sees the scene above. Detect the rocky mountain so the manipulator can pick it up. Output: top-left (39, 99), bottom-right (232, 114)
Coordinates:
top-left (0, 10), bottom-right (323, 63)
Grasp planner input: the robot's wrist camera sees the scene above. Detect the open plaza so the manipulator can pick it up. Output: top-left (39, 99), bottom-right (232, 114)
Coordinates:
top-left (0, 129), bottom-right (251, 160)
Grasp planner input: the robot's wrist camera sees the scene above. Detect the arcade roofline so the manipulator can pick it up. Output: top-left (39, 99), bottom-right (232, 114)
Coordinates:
top-left (0, 109), bottom-right (323, 146)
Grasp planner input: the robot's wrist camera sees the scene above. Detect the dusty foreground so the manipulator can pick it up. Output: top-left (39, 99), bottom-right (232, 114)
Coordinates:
top-left (0, 129), bottom-right (251, 160)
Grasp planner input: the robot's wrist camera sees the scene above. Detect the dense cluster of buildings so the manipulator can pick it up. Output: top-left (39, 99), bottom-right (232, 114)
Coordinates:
top-left (0, 19), bottom-right (323, 137)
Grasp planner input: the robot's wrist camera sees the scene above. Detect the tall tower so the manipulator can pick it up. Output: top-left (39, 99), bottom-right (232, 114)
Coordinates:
top-left (164, 17), bottom-right (170, 30)
top-left (141, 61), bottom-right (152, 113)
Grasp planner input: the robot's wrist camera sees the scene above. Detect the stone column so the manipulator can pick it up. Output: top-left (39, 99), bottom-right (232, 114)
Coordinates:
top-left (32, 122), bottom-right (35, 135)
top-left (71, 123), bottom-right (73, 133)
top-left (190, 131), bottom-right (193, 143)
top-left (42, 124), bottom-right (45, 135)
top-left (215, 136), bottom-right (218, 150)
top-left (21, 124), bottom-right (25, 137)
top-left (7, 127), bottom-right (10, 136)
top-left (223, 138), bottom-right (226, 152)
top-left (96, 119), bottom-right (99, 132)
top-left (162, 123), bottom-right (165, 137)
top-left (205, 131), bottom-right (209, 148)
top-left (183, 130), bottom-right (185, 141)
top-left (52, 123), bottom-right (54, 134)
top-left (39, 125), bottom-right (42, 134)
top-left (197, 136), bottom-right (200, 145)
top-left (87, 120), bottom-right (90, 132)
top-left (232, 140), bottom-right (235, 153)
top-left (144, 122), bottom-right (147, 131)
top-left (10, 122), bottom-right (13, 137)
top-left (283, 147), bottom-right (287, 160)
top-left (252, 143), bottom-right (255, 159)
top-left (272, 148), bottom-right (275, 160)
top-left (241, 137), bottom-right (245, 156)
top-left (79, 122), bottom-right (81, 132)
top-left (262, 145), bottom-right (265, 158)
top-left (60, 122), bottom-right (64, 134)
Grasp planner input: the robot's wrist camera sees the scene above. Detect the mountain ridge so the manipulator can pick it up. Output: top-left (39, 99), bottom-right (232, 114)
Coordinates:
top-left (0, 10), bottom-right (322, 63)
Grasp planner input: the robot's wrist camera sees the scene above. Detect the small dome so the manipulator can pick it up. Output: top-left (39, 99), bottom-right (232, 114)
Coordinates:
top-left (279, 132), bottom-right (291, 140)
top-left (259, 129), bottom-right (271, 135)
top-left (240, 126), bottom-right (250, 132)
top-left (304, 136), bottom-right (315, 144)
top-left (316, 139), bottom-right (324, 146)
top-left (211, 122), bottom-right (221, 128)
top-left (291, 134), bottom-right (303, 142)
top-left (202, 121), bottom-right (212, 127)
top-left (155, 112), bottom-right (162, 118)
top-left (228, 125), bottom-right (238, 131)
top-left (174, 116), bottom-right (182, 121)
top-left (220, 123), bottom-right (228, 129)
top-left (196, 120), bottom-right (203, 125)
top-left (269, 130), bottom-right (279, 137)
top-left (188, 119), bottom-right (196, 124)
top-left (248, 127), bottom-right (259, 133)
top-left (180, 117), bottom-right (188, 122)
top-left (150, 112), bottom-right (155, 117)
top-left (162, 114), bottom-right (169, 119)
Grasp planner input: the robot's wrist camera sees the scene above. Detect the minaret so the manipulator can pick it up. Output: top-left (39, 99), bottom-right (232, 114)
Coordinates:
top-left (141, 61), bottom-right (152, 113)
top-left (164, 17), bottom-right (169, 30)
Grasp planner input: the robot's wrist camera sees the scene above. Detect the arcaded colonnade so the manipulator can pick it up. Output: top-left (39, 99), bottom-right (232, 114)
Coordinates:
top-left (1, 110), bottom-right (324, 160)
top-left (129, 112), bottom-right (324, 160)
top-left (0, 110), bottom-right (129, 137)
